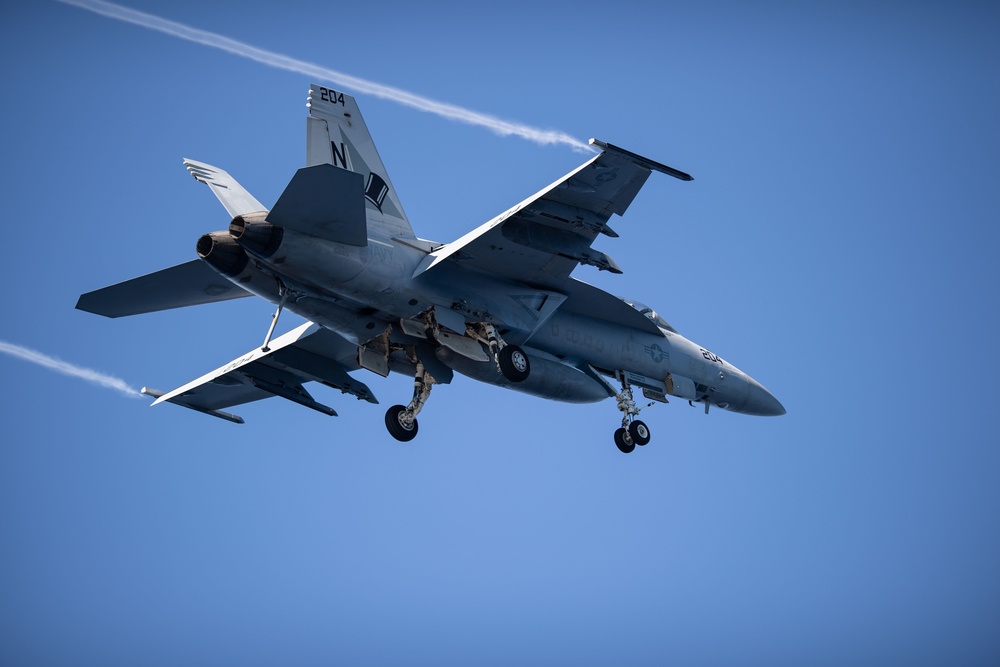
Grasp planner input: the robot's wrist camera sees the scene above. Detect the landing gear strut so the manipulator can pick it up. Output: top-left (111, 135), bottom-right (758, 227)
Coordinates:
top-left (468, 323), bottom-right (530, 383)
top-left (261, 281), bottom-right (296, 352)
top-left (613, 372), bottom-right (652, 454)
top-left (385, 360), bottom-right (437, 442)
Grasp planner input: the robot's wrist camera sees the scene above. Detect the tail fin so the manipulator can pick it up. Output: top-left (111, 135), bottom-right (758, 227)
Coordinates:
top-left (305, 85), bottom-right (414, 238)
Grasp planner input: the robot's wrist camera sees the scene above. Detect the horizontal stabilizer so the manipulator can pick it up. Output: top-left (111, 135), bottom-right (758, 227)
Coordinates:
top-left (77, 259), bottom-right (252, 318)
top-left (149, 322), bottom-right (377, 423)
top-left (184, 159), bottom-right (267, 218)
top-left (267, 164), bottom-right (367, 246)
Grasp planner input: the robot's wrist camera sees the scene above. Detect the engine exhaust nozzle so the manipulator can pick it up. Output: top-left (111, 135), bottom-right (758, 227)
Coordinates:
top-left (230, 212), bottom-right (283, 259)
top-left (197, 232), bottom-right (249, 277)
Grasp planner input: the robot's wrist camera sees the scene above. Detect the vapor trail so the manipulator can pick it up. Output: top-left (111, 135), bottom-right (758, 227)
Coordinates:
top-left (0, 340), bottom-right (141, 399)
top-left (57, 0), bottom-right (594, 153)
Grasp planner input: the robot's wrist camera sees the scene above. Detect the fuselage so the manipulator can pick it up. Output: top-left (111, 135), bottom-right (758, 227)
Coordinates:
top-left (199, 216), bottom-right (784, 417)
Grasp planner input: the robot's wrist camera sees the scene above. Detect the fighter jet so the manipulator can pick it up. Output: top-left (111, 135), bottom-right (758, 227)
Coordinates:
top-left (77, 84), bottom-right (784, 453)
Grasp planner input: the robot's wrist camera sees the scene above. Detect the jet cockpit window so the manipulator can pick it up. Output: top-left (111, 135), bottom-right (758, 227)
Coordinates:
top-left (621, 298), bottom-right (677, 333)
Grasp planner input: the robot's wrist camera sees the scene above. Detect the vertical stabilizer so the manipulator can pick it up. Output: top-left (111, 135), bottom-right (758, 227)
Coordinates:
top-left (306, 85), bottom-right (413, 237)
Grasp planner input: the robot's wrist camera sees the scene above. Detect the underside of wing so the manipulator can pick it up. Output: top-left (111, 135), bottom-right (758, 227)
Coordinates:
top-left (146, 322), bottom-right (377, 423)
top-left (414, 140), bottom-right (692, 290)
top-left (76, 259), bottom-right (252, 318)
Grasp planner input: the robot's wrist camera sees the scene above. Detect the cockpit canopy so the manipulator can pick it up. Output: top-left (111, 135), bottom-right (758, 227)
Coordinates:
top-left (620, 298), bottom-right (677, 333)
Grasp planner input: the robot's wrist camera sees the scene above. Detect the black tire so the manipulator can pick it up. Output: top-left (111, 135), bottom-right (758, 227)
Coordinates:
top-left (385, 404), bottom-right (418, 442)
top-left (629, 420), bottom-right (651, 446)
top-left (498, 345), bottom-right (530, 382)
top-left (614, 427), bottom-right (635, 454)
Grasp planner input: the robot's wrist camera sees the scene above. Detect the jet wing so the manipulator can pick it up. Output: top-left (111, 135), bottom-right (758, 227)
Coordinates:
top-left (77, 259), bottom-right (252, 318)
top-left (413, 140), bottom-right (692, 290)
top-left (143, 322), bottom-right (377, 423)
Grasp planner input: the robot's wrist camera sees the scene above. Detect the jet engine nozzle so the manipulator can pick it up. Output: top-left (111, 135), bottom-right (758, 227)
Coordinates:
top-left (230, 213), bottom-right (283, 259)
top-left (197, 231), bottom-right (249, 277)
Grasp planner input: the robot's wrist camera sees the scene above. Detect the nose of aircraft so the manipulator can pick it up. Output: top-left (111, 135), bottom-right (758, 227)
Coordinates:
top-left (740, 376), bottom-right (786, 416)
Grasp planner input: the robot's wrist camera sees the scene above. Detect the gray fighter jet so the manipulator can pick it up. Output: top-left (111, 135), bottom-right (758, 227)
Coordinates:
top-left (78, 84), bottom-right (784, 453)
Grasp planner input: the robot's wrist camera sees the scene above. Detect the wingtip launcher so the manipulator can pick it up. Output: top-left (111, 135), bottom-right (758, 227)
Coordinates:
top-left (141, 387), bottom-right (246, 424)
top-left (589, 139), bottom-right (694, 181)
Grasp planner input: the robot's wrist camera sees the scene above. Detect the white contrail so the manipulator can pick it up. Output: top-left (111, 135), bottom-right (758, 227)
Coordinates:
top-left (57, 0), bottom-right (595, 153)
top-left (0, 340), bottom-right (141, 399)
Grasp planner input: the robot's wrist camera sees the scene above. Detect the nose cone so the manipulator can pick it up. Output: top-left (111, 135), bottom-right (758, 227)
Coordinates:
top-left (739, 377), bottom-right (786, 416)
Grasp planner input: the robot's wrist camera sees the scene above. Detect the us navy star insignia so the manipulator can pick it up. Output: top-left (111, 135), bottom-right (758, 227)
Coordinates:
top-left (645, 343), bottom-right (668, 363)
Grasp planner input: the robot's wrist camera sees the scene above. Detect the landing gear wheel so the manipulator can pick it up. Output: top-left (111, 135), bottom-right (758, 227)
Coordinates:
top-left (498, 345), bottom-right (530, 382)
top-left (629, 420), bottom-right (651, 446)
top-left (385, 404), bottom-right (418, 442)
top-left (614, 428), bottom-right (635, 454)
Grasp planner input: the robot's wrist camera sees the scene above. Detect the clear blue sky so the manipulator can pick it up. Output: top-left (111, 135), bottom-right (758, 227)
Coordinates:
top-left (2, 1), bottom-right (999, 665)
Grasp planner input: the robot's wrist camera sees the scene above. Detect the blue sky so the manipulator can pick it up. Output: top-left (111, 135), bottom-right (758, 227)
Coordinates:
top-left (2, 1), bottom-right (999, 665)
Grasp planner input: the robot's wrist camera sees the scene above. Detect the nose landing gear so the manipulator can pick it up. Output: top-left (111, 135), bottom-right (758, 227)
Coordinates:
top-left (613, 372), bottom-right (653, 454)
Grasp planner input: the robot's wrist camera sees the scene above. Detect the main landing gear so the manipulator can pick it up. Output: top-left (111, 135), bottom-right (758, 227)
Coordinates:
top-left (498, 345), bottom-right (530, 382)
top-left (613, 372), bottom-right (653, 454)
top-left (467, 322), bottom-right (530, 383)
top-left (383, 318), bottom-right (532, 442)
top-left (385, 360), bottom-right (436, 442)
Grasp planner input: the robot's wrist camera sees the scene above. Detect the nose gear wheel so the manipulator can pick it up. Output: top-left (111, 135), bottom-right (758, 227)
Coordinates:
top-left (613, 372), bottom-right (654, 453)
top-left (614, 428), bottom-right (635, 454)
top-left (629, 420), bottom-right (651, 446)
